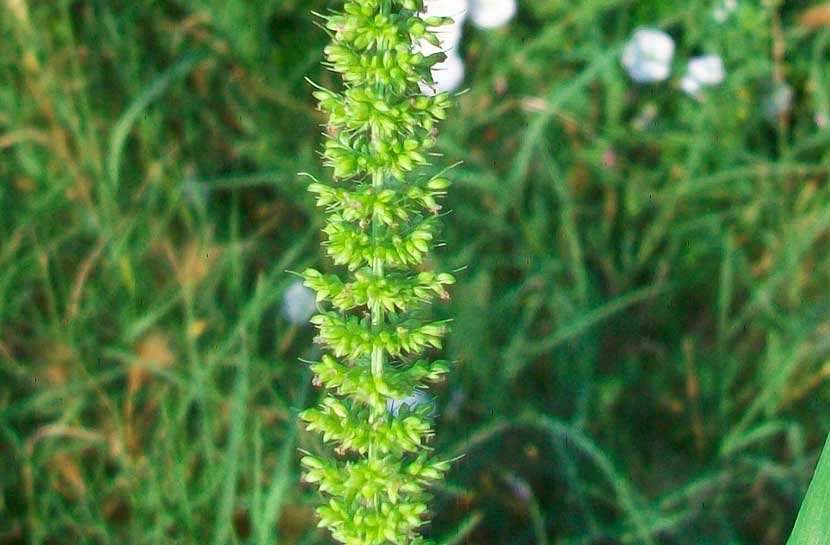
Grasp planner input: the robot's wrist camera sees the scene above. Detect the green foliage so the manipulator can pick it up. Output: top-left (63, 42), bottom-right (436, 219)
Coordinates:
top-left (2, 1), bottom-right (829, 545)
top-left (787, 434), bottom-right (830, 545)
top-left (298, 1), bottom-right (457, 544)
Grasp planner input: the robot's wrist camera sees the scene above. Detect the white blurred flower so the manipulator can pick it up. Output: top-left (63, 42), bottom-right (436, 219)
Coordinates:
top-left (420, 52), bottom-right (465, 95)
top-left (621, 28), bottom-right (675, 83)
top-left (423, 0), bottom-right (467, 50)
top-left (282, 280), bottom-right (317, 324)
top-left (386, 390), bottom-right (434, 416)
top-left (469, 0), bottom-right (516, 29)
top-left (679, 74), bottom-right (702, 96)
top-left (713, 0), bottom-right (738, 23)
top-left (763, 82), bottom-right (793, 120)
top-left (688, 55), bottom-right (725, 85)
top-left (415, 38), bottom-right (445, 58)
top-left (817, 112), bottom-right (829, 129)
top-left (417, 0), bottom-right (468, 96)
top-left (415, 27), bottom-right (462, 58)
top-left (680, 55), bottom-right (725, 97)
top-left (435, 24), bottom-right (465, 51)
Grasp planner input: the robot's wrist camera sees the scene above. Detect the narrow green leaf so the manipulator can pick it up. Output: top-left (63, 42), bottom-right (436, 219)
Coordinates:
top-left (438, 511), bottom-right (483, 545)
top-left (255, 369), bottom-right (311, 545)
top-left (786, 434), bottom-right (830, 545)
top-left (107, 51), bottom-right (205, 191)
top-left (211, 338), bottom-right (250, 545)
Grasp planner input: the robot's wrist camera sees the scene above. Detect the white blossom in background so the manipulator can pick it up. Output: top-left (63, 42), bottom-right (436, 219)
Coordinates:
top-left (679, 74), bottom-right (701, 96)
top-left (282, 280), bottom-right (317, 324)
top-left (418, 0), bottom-right (468, 95)
top-left (469, 0), bottom-right (516, 29)
top-left (621, 28), bottom-right (675, 83)
top-left (713, 0), bottom-right (738, 23)
top-left (420, 53), bottom-right (466, 95)
top-left (386, 390), bottom-right (434, 416)
top-left (423, 0), bottom-right (467, 49)
top-left (763, 82), bottom-right (794, 121)
top-left (680, 55), bottom-right (725, 97)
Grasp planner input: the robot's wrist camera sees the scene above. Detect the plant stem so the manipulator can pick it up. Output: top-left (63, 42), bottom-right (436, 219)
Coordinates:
top-left (371, 168), bottom-right (385, 382)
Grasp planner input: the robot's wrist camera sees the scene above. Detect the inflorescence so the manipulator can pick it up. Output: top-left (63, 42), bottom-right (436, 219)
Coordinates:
top-left (298, 1), bottom-right (458, 544)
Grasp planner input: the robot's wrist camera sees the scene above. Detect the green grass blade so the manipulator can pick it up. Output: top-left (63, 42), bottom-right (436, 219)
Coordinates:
top-left (786, 434), bottom-right (830, 545)
top-left (507, 283), bottom-right (667, 379)
top-left (519, 413), bottom-right (655, 545)
top-left (211, 336), bottom-right (250, 545)
top-left (438, 511), bottom-right (484, 545)
top-left (106, 51), bottom-right (205, 197)
top-left (447, 413), bottom-right (656, 545)
top-left (254, 368), bottom-right (311, 545)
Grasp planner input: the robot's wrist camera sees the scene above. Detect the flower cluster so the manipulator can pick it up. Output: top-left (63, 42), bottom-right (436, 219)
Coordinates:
top-left (621, 27), bottom-right (727, 99)
top-left (298, 2), bottom-right (457, 544)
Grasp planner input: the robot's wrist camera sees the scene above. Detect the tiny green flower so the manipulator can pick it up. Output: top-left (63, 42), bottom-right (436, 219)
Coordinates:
top-left (300, 1), bottom-right (457, 544)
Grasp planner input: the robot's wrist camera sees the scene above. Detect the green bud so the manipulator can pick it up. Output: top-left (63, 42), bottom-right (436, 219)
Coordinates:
top-left (427, 177), bottom-right (451, 190)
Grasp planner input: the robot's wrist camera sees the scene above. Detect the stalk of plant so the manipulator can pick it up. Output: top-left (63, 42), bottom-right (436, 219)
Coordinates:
top-left (296, 1), bottom-right (458, 544)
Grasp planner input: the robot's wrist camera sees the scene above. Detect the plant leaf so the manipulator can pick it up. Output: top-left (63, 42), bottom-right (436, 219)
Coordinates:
top-left (786, 434), bottom-right (830, 545)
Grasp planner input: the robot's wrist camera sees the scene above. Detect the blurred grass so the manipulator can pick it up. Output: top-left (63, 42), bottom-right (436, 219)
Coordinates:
top-left (1, 1), bottom-right (829, 544)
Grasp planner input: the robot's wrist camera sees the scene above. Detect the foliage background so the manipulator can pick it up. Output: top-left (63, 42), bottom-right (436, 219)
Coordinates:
top-left (2, 1), bottom-right (829, 544)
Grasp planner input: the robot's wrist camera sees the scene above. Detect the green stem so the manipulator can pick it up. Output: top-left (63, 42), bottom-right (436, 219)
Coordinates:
top-left (372, 0), bottom-right (389, 387)
top-left (369, 149), bottom-right (386, 517)
top-left (368, 110), bottom-right (387, 481)
top-left (370, 168), bottom-right (385, 382)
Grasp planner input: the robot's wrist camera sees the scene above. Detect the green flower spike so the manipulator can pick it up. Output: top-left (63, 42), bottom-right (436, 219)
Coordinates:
top-left (298, 1), bottom-right (458, 544)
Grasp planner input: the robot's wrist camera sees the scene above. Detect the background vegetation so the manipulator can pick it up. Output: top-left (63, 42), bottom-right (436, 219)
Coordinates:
top-left (2, 1), bottom-right (829, 544)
